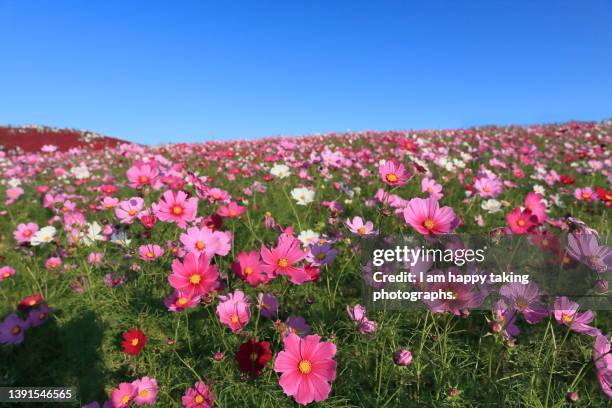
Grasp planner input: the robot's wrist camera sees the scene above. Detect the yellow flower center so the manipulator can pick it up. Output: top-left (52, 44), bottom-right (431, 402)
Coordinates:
top-left (131, 338), bottom-right (139, 346)
top-left (483, 186), bottom-right (490, 192)
top-left (230, 314), bottom-right (239, 324)
top-left (358, 226), bottom-right (366, 235)
top-left (196, 241), bottom-right (206, 250)
top-left (244, 266), bottom-right (253, 276)
top-left (121, 395), bottom-right (130, 404)
top-left (3, 272), bottom-right (11, 278)
top-left (189, 274), bottom-right (201, 285)
top-left (516, 298), bottom-right (528, 310)
top-left (24, 230), bottom-right (32, 237)
top-left (423, 219), bottom-right (435, 230)
top-left (229, 210), bottom-right (237, 217)
top-left (195, 395), bottom-right (204, 404)
top-left (140, 389), bottom-right (149, 398)
top-left (146, 251), bottom-right (154, 258)
top-left (177, 297), bottom-right (188, 306)
top-left (561, 313), bottom-right (574, 323)
top-left (128, 209), bottom-right (138, 216)
top-left (517, 219), bottom-right (526, 227)
top-left (317, 252), bottom-right (326, 259)
top-left (581, 192), bottom-right (591, 199)
top-left (298, 359), bottom-right (312, 374)
top-left (172, 205), bottom-right (183, 215)
top-left (386, 173), bottom-right (398, 183)
top-left (138, 175), bottom-right (149, 183)
top-left (278, 258), bottom-right (289, 268)
top-left (250, 352), bottom-right (259, 362)
top-left (11, 325), bottom-right (21, 335)
top-left (39, 313), bottom-right (47, 321)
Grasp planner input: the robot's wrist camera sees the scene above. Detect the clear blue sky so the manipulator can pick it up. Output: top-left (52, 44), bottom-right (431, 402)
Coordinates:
top-left (0, 1), bottom-right (610, 144)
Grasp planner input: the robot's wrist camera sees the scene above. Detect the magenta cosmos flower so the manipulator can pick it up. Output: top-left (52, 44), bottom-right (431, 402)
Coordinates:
top-left (182, 381), bottom-right (214, 408)
top-left (378, 161), bottom-right (410, 187)
top-left (138, 244), bottom-right (165, 262)
top-left (345, 216), bottom-right (377, 237)
top-left (524, 192), bottom-right (547, 223)
top-left (0, 313), bottom-right (28, 344)
top-left (260, 234), bottom-right (308, 284)
top-left (232, 250), bottom-right (268, 287)
top-left (164, 290), bottom-right (201, 312)
top-left (593, 334), bottom-right (612, 398)
top-left (216, 289), bottom-right (250, 332)
top-left (153, 190), bottom-right (198, 228)
top-left (403, 197), bottom-right (459, 235)
top-left (0, 266), bottom-right (16, 281)
top-left (168, 252), bottom-right (219, 297)
top-left (274, 333), bottom-right (337, 405)
top-left (553, 296), bottom-right (601, 337)
top-left (180, 226), bottom-right (231, 258)
top-left (506, 207), bottom-right (539, 234)
top-left (111, 382), bottom-right (136, 408)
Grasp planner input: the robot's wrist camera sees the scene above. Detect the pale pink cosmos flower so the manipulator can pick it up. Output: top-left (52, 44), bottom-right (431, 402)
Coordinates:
top-left (217, 201), bottom-right (246, 218)
top-left (179, 226), bottom-right (231, 258)
top-left (260, 234), bottom-right (308, 284)
top-left (378, 161), bottom-right (410, 187)
top-left (168, 252), bottom-right (218, 297)
top-left (216, 289), bottom-right (250, 332)
top-left (345, 216), bottom-right (377, 237)
top-left (553, 296), bottom-right (601, 337)
top-left (100, 196), bottom-right (119, 210)
top-left (88, 252), bottom-right (104, 265)
top-left (593, 334), bottom-right (612, 398)
top-left (499, 282), bottom-right (549, 324)
top-left (153, 190), bottom-right (198, 228)
top-left (574, 187), bottom-right (596, 202)
top-left (131, 376), bottom-right (158, 406)
top-left (205, 187), bottom-right (230, 203)
top-left (13, 222), bottom-right (39, 243)
top-left (421, 177), bottom-right (443, 199)
top-left (474, 177), bottom-right (503, 198)
top-left (6, 187), bottom-right (24, 201)
top-left (274, 333), bottom-right (337, 405)
top-left (403, 197), bottom-right (459, 235)
top-left (115, 197), bottom-right (145, 224)
top-left (139, 244), bottom-right (165, 262)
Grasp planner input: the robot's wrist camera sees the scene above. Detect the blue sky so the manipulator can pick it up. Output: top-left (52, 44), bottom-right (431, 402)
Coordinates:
top-left (0, 1), bottom-right (610, 144)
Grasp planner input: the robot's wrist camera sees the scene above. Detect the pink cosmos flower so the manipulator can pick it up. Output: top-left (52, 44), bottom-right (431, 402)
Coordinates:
top-left (553, 296), bottom-right (601, 336)
top-left (217, 201), bottom-right (246, 218)
top-left (345, 216), bottom-right (377, 237)
top-left (232, 250), bottom-right (268, 287)
top-left (423, 269), bottom-right (485, 315)
top-left (274, 333), bottom-right (337, 405)
top-left (131, 376), bottom-right (158, 406)
top-left (88, 252), bottom-right (104, 265)
top-left (593, 334), bottom-right (612, 398)
top-left (524, 192), bottom-right (547, 223)
top-left (346, 304), bottom-right (378, 334)
top-left (180, 226), bottom-right (231, 258)
top-left (403, 197), bottom-right (459, 235)
top-left (574, 187), bottom-right (596, 201)
top-left (115, 197), bottom-right (145, 224)
top-left (492, 299), bottom-right (520, 340)
top-left (14, 222), bottom-right (39, 243)
top-left (111, 382), bottom-right (136, 408)
top-left (421, 177), bottom-right (443, 199)
top-left (168, 252), bottom-right (219, 296)
top-left (6, 187), bottom-right (24, 201)
top-left (506, 207), bottom-right (538, 234)
top-left (181, 381), bottom-right (214, 408)
top-left (216, 289), bottom-right (250, 332)
top-left (0, 313), bottom-right (27, 344)
top-left (164, 290), bottom-right (201, 312)
top-left (474, 177), bottom-right (503, 198)
top-left (127, 163), bottom-right (160, 189)
top-left (499, 282), bottom-right (548, 324)
top-left (0, 266), bottom-right (15, 281)
top-left (153, 190), bottom-right (198, 228)
top-left (139, 244), bottom-right (164, 262)
top-left (45, 257), bottom-right (62, 270)
top-left (378, 161), bottom-right (410, 187)
top-left (260, 234), bottom-right (308, 284)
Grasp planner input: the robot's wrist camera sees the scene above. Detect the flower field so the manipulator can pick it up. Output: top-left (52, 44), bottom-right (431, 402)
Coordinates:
top-left (0, 122), bottom-right (610, 407)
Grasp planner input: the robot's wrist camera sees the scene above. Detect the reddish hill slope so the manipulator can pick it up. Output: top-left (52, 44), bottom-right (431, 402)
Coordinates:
top-left (0, 126), bottom-right (127, 152)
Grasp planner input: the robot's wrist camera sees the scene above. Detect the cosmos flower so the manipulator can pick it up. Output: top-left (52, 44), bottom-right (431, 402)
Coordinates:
top-left (131, 376), bottom-right (158, 406)
top-left (345, 216), bottom-right (377, 237)
top-left (111, 382), bottom-right (136, 408)
top-left (139, 244), bottom-right (165, 261)
top-left (553, 296), bottom-right (601, 337)
top-left (127, 163), bottom-right (160, 189)
top-left (235, 338), bottom-right (273, 379)
top-left (232, 251), bottom-right (268, 287)
top-left (13, 222), bottom-right (39, 243)
top-left (181, 381), bottom-right (214, 408)
top-left (403, 197), bottom-right (459, 235)
top-left (297, 230), bottom-right (320, 247)
top-left (291, 187), bottom-right (315, 206)
top-left (274, 333), bottom-right (337, 405)
top-left (26, 304), bottom-right (51, 328)
top-left (524, 192), bottom-right (547, 223)
top-left (346, 304), bottom-right (378, 334)
top-left (499, 282), bottom-right (548, 324)
top-left (0, 314), bottom-right (28, 345)
top-left (574, 187), bottom-right (596, 202)
top-left (378, 160), bottom-right (410, 187)
top-left (566, 233), bottom-right (611, 273)
top-left (260, 234), bottom-right (308, 284)
top-left (592, 334), bottom-right (612, 398)
top-left (18, 292), bottom-right (44, 311)
top-left (474, 177), bottom-right (503, 198)
top-left (30, 226), bottom-right (57, 246)
top-left (257, 293), bottom-right (279, 318)
top-left (0, 266), bottom-right (16, 281)
top-left (506, 207), bottom-right (538, 234)
top-left (307, 242), bottom-right (337, 266)
top-left (216, 289), bottom-right (251, 332)
top-left (121, 328), bottom-right (148, 355)
top-left (153, 190), bottom-right (198, 228)
top-left (285, 315), bottom-right (311, 337)
top-left (180, 226), bottom-right (231, 258)
top-left (217, 201), bottom-right (246, 218)
top-left (168, 252), bottom-right (219, 297)
top-left (394, 349), bottom-right (413, 366)
top-left (481, 199), bottom-right (502, 214)
top-left (164, 290), bottom-right (201, 312)
top-left (44, 257), bottom-right (62, 271)
top-left (115, 197), bottom-right (145, 224)
top-left (270, 164), bottom-right (291, 179)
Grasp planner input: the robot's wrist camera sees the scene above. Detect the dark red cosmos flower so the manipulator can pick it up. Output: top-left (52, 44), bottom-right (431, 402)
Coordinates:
top-left (121, 328), bottom-right (147, 356)
top-left (235, 338), bottom-right (272, 379)
top-left (559, 175), bottom-right (575, 185)
top-left (18, 292), bottom-right (44, 311)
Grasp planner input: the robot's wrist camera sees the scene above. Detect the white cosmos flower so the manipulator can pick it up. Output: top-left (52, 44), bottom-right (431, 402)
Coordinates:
top-left (270, 164), bottom-right (291, 179)
top-left (8, 178), bottom-right (21, 188)
top-left (533, 184), bottom-right (545, 195)
top-left (81, 222), bottom-right (103, 246)
top-left (481, 199), bottom-right (502, 214)
top-left (31, 226), bottom-right (57, 246)
top-left (291, 187), bottom-right (315, 205)
top-left (70, 164), bottom-right (91, 180)
top-left (297, 230), bottom-right (320, 247)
